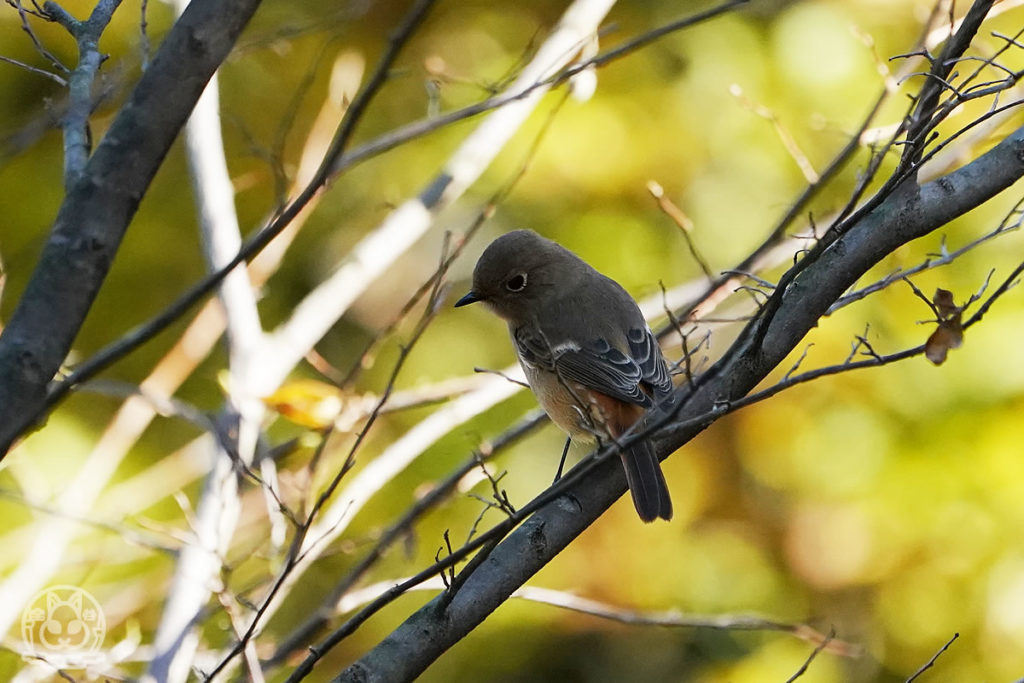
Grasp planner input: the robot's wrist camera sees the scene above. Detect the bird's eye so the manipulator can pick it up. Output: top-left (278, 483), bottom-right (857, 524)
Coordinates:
top-left (505, 273), bottom-right (527, 292)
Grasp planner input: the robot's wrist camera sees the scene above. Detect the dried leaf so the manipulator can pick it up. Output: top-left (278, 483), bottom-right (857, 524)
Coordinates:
top-left (933, 288), bottom-right (958, 319)
top-left (925, 322), bottom-right (962, 364)
top-left (924, 288), bottom-right (965, 365)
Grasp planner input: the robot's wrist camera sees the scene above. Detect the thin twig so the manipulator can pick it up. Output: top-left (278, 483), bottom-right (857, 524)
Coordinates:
top-left (785, 628), bottom-right (836, 682)
top-left (647, 180), bottom-right (715, 280)
top-left (139, 0), bottom-right (150, 70)
top-left (9, 0), bottom-right (69, 73)
top-left (730, 83), bottom-right (819, 183)
top-left (515, 587), bottom-right (858, 656)
top-left (263, 411), bottom-right (546, 667)
top-left (905, 632), bottom-right (959, 683)
top-left (830, 195), bottom-right (1024, 312)
top-left (473, 366), bottom-right (530, 388)
top-left (0, 54), bottom-right (66, 84)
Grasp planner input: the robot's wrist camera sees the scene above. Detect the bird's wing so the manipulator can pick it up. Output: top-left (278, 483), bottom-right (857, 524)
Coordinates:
top-left (626, 326), bottom-right (674, 402)
top-left (513, 325), bottom-right (654, 407)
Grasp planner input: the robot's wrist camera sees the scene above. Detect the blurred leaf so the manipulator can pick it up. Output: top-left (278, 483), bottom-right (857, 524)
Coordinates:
top-left (263, 378), bottom-right (344, 428)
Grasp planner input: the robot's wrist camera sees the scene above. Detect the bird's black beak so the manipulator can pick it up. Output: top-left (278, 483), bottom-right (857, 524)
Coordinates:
top-left (454, 290), bottom-right (482, 307)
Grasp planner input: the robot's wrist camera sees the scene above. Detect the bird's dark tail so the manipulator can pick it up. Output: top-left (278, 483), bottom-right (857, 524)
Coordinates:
top-left (619, 439), bottom-right (673, 522)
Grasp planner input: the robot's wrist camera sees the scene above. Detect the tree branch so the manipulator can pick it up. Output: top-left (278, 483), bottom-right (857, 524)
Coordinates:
top-left (0, 0), bottom-right (264, 454)
top-left (43, 0), bottom-right (124, 190)
top-left (144, 0), bottom-right (269, 674)
top-left (323, 123), bottom-right (1024, 683)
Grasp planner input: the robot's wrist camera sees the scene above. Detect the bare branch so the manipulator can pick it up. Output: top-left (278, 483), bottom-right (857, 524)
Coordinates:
top-left (514, 587), bottom-right (857, 656)
top-left (829, 194), bottom-right (1023, 312)
top-left (647, 180), bottom-right (715, 281)
top-left (784, 628), bottom-right (835, 683)
top-left (42, 0), bottom-right (125, 190)
top-left (319, 120), bottom-right (1024, 683)
top-left (906, 632), bottom-right (959, 683)
top-left (898, 0), bottom-right (996, 175)
top-left (145, 0), bottom-right (270, 673)
top-left (0, 53), bottom-right (66, 85)
top-left (730, 83), bottom-right (819, 183)
top-left (0, 0), bottom-right (265, 454)
top-left (264, 411), bottom-right (547, 668)
top-left (7, 0), bottom-right (69, 73)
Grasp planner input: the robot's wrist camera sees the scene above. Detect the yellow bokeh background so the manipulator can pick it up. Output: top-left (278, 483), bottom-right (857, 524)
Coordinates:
top-left (1, 0), bottom-right (1023, 680)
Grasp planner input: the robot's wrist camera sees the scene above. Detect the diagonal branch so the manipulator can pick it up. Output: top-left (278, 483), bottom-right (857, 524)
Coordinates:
top-left (0, 0), bottom-right (265, 454)
top-left (322, 122), bottom-right (1024, 683)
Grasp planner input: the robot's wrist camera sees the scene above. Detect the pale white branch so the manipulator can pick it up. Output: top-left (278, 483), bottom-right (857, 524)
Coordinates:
top-left (146, 2), bottom-right (266, 676)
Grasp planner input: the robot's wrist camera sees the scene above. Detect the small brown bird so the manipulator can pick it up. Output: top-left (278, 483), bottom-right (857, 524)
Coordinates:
top-left (455, 230), bottom-right (674, 522)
